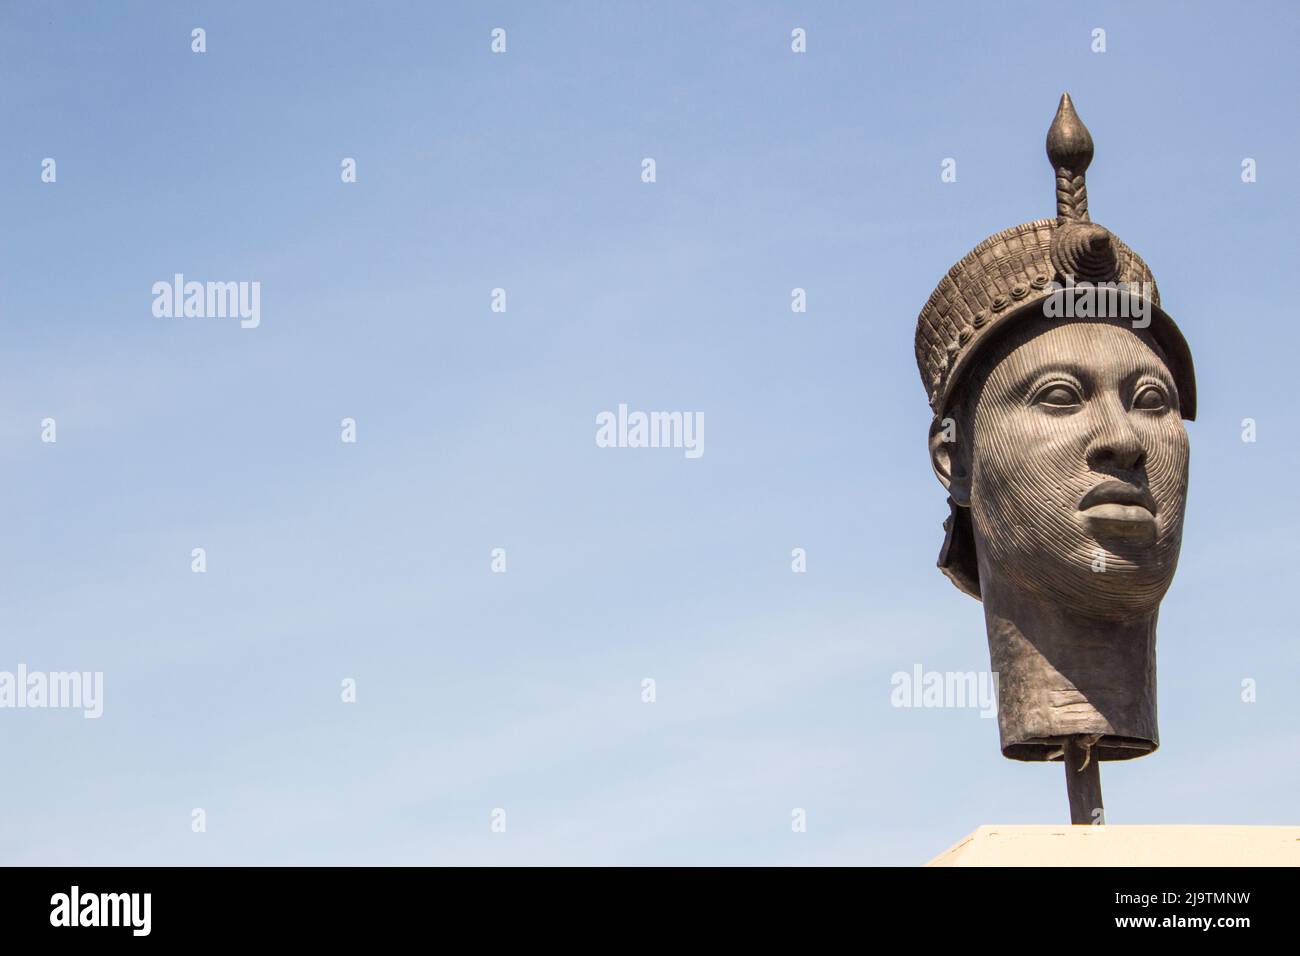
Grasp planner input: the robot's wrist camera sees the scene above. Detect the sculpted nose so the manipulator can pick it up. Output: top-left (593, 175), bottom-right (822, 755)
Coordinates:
top-left (1086, 398), bottom-right (1146, 474)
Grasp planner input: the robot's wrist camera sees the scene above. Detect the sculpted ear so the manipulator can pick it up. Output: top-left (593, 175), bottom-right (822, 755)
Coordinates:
top-left (928, 413), bottom-right (971, 507)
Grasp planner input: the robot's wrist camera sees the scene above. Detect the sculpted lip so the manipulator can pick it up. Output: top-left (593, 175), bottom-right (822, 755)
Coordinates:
top-left (1079, 479), bottom-right (1157, 514)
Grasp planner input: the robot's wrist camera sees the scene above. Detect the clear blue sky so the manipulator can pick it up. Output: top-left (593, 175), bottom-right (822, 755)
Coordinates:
top-left (1, 1), bottom-right (1296, 865)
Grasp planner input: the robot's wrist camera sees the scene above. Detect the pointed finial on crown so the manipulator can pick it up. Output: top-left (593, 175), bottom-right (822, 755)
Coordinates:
top-left (1046, 94), bottom-right (1118, 281)
top-left (1047, 92), bottom-right (1094, 223)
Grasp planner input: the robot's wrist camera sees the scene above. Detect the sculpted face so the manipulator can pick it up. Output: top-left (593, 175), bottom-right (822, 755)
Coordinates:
top-left (960, 315), bottom-right (1189, 618)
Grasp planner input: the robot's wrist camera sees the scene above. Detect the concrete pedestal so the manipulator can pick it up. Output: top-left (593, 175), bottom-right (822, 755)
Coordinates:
top-left (927, 825), bottom-right (1300, 866)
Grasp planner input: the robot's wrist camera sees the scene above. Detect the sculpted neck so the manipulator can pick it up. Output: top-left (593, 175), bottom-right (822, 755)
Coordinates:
top-left (978, 568), bottom-right (1159, 762)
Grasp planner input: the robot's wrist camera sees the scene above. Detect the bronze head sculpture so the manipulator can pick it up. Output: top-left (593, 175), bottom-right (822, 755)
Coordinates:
top-left (915, 94), bottom-right (1197, 821)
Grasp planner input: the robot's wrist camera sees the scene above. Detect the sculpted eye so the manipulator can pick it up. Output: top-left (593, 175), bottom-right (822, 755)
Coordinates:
top-left (1033, 382), bottom-right (1083, 408)
top-left (1133, 384), bottom-right (1168, 411)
